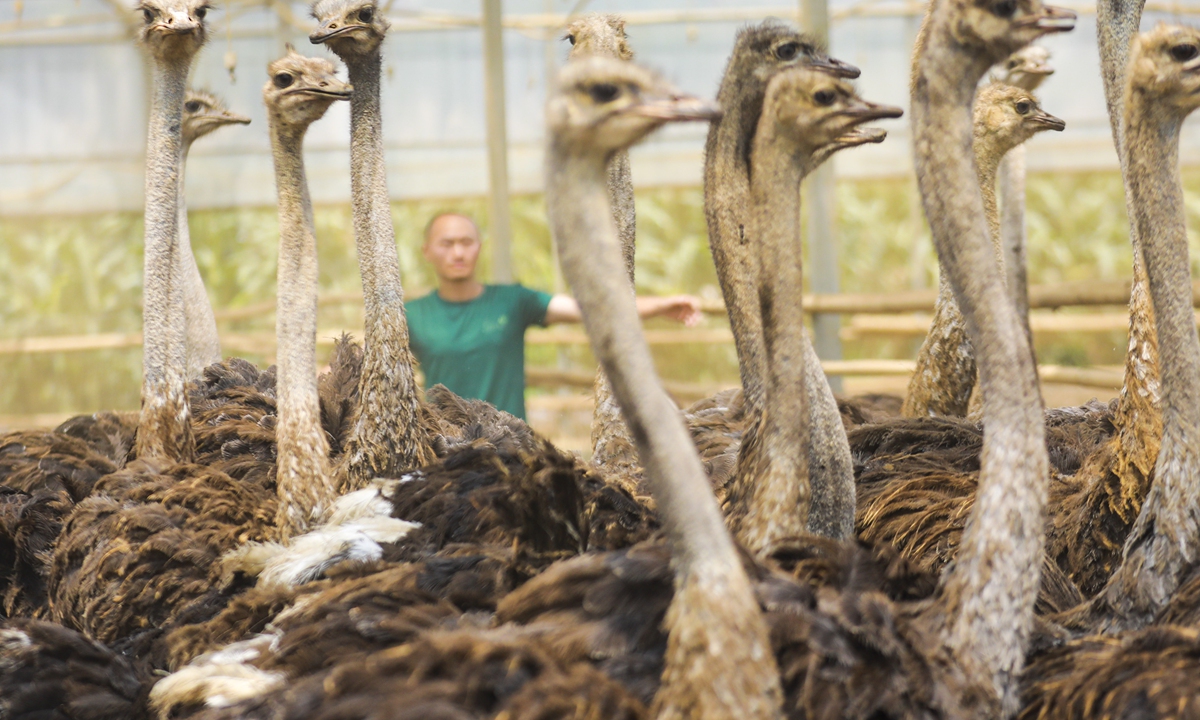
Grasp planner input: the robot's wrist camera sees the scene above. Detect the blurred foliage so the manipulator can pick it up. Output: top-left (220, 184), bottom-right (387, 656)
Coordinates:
top-left (4, 167), bottom-right (1200, 417)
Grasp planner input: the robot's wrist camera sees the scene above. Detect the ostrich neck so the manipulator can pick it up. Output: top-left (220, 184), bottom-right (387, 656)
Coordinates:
top-left (136, 59), bottom-right (195, 463)
top-left (705, 91), bottom-right (768, 415)
top-left (547, 146), bottom-right (781, 719)
top-left (178, 138), bottom-right (222, 379)
top-left (1099, 112), bottom-right (1200, 628)
top-left (269, 120), bottom-right (335, 540)
top-left (339, 52), bottom-right (432, 488)
top-left (999, 146), bottom-right (1031, 320)
top-left (1097, 0), bottom-right (1162, 471)
top-left (912, 30), bottom-right (1047, 712)
top-left (590, 148), bottom-right (640, 477)
top-left (729, 130), bottom-right (811, 555)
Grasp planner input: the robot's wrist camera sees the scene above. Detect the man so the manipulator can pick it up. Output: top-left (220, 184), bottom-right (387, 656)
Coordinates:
top-left (407, 212), bottom-right (703, 420)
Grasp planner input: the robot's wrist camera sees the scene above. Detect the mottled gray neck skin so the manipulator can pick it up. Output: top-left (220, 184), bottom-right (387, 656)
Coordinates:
top-left (566, 15), bottom-right (642, 479)
top-left (705, 33), bottom-right (856, 539)
top-left (912, 8), bottom-right (1048, 713)
top-left (727, 116), bottom-right (812, 555)
top-left (137, 59), bottom-right (196, 463)
top-left (178, 134), bottom-right (222, 379)
top-left (1097, 100), bottom-right (1200, 631)
top-left (547, 141), bottom-right (782, 720)
top-left (1098, 0), bottom-right (1162, 490)
top-left (336, 51), bottom-right (434, 489)
top-left (268, 117), bottom-right (335, 541)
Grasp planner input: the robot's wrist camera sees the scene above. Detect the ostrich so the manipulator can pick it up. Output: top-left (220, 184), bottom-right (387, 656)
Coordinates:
top-left (543, 56), bottom-right (782, 718)
top-left (701, 20), bottom-right (863, 540)
top-left (1020, 24), bottom-right (1200, 717)
top-left (903, 0), bottom-right (1073, 709)
top-left (134, 0), bottom-right (211, 463)
top-left (179, 90), bottom-right (250, 380)
top-left (308, 0), bottom-right (435, 491)
top-left (726, 69), bottom-right (902, 556)
top-left (563, 13), bottom-right (643, 480)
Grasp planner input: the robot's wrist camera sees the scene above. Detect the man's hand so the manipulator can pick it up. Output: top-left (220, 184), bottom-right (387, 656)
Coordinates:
top-left (651, 295), bottom-right (704, 326)
top-left (547, 293), bottom-right (707, 326)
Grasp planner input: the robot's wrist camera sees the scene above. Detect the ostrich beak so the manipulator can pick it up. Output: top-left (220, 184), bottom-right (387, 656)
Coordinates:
top-left (835, 126), bottom-right (889, 147)
top-left (839, 100), bottom-right (904, 121)
top-left (216, 110), bottom-right (252, 126)
top-left (1030, 110), bottom-right (1065, 131)
top-left (634, 94), bottom-right (722, 122)
top-left (811, 56), bottom-right (861, 79)
top-left (310, 21), bottom-right (361, 44)
top-left (1027, 5), bottom-right (1077, 33)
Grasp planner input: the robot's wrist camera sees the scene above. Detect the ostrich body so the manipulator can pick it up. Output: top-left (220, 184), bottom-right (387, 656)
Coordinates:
top-left (265, 50), bottom-right (352, 538)
top-left (179, 90), bottom-right (250, 379)
top-left (727, 69), bottom-right (901, 555)
top-left (134, 0), bottom-right (211, 463)
top-left (908, 0), bottom-right (1072, 710)
top-left (310, 0), bottom-right (434, 491)
top-left (564, 13), bottom-right (643, 480)
top-left (545, 57), bottom-right (783, 718)
top-left (703, 21), bottom-right (861, 539)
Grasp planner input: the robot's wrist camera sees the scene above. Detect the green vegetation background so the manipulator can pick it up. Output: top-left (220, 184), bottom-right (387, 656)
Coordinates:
top-left (3, 168), bottom-right (1198, 416)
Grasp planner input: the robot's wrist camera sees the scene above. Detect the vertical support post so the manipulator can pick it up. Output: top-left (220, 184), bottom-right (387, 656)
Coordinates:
top-left (482, 0), bottom-right (514, 283)
top-left (800, 0), bottom-right (843, 392)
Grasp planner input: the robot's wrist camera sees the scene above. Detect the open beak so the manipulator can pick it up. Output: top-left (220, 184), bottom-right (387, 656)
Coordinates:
top-left (634, 94), bottom-right (722, 122)
top-left (1026, 5), bottom-right (1077, 34)
top-left (835, 126), bottom-right (888, 147)
top-left (811, 56), bottom-right (861, 79)
top-left (309, 23), bottom-right (361, 44)
top-left (1030, 110), bottom-right (1065, 131)
top-left (839, 100), bottom-right (904, 122)
top-left (288, 86), bottom-right (354, 100)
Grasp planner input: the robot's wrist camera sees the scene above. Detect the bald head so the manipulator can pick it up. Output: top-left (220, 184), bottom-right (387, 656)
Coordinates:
top-left (423, 213), bottom-right (482, 283)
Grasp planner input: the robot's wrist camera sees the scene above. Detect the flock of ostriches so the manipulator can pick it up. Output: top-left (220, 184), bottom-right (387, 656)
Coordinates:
top-left (5, 0), bottom-right (1200, 717)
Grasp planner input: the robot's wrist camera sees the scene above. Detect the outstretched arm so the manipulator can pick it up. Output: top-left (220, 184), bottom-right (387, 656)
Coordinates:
top-left (544, 294), bottom-right (703, 326)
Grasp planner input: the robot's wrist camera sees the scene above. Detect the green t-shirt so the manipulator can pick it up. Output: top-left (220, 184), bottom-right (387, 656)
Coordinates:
top-left (407, 284), bottom-right (553, 420)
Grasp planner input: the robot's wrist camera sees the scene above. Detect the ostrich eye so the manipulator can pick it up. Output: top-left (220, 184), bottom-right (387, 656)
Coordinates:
top-left (184, 100), bottom-right (202, 113)
top-left (195, 5), bottom-right (207, 19)
top-left (1008, 59), bottom-right (1020, 69)
top-left (358, 7), bottom-right (374, 23)
top-left (1015, 100), bottom-right (1031, 114)
top-left (775, 42), bottom-right (800, 61)
top-left (814, 89), bottom-right (836, 106)
top-left (993, 0), bottom-right (1016, 17)
top-left (274, 73), bottom-right (295, 89)
top-left (589, 83), bottom-right (620, 103)
top-left (142, 7), bottom-right (154, 23)
top-left (1171, 43), bottom-right (1199, 62)
top-left (566, 34), bottom-right (576, 45)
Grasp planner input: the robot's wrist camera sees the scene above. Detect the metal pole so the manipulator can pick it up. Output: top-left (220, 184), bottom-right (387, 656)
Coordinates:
top-left (482, 0), bottom-right (514, 283)
top-left (800, 0), bottom-right (844, 392)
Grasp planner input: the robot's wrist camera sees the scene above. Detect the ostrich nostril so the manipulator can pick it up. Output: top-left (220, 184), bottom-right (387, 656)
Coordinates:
top-left (320, 81), bottom-right (328, 87)
top-left (330, 23), bottom-right (338, 29)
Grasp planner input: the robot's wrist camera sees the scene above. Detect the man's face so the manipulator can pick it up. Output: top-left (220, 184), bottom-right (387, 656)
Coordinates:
top-left (423, 215), bottom-right (481, 282)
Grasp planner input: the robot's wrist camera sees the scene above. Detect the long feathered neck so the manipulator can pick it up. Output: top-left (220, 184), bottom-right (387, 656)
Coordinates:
top-left (1098, 0), bottom-right (1162, 487)
top-left (546, 140), bottom-right (782, 720)
top-left (913, 10), bottom-right (1047, 713)
top-left (338, 50), bottom-right (433, 489)
top-left (729, 127), bottom-right (812, 555)
top-left (269, 118), bottom-right (335, 540)
top-left (136, 58), bottom-right (196, 463)
top-left (178, 136), bottom-right (223, 379)
top-left (704, 63), bottom-right (769, 415)
top-left (1098, 103), bottom-right (1200, 628)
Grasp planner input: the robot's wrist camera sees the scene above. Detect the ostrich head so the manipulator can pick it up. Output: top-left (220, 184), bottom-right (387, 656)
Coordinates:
top-left (264, 47), bottom-right (352, 128)
top-left (737, 21), bottom-right (861, 82)
top-left (762, 68), bottom-right (903, 157)
top-left (546, 57), bottom-right (719, 157)
top-left (182, 90), bottom-right (251, 146)
top-left (309, 0), bottom-right (389, 58)
top-left (1128, 24), bottom-right (1200, 119)
top-left (997, 45), bottom-right (1054, 90)
top-left (136, 0), bottom-right (210, 61)
top-left (941, 0), bottom-right (1075, 63)
top-left (563, 14), bottom-right (633, 60)
top-left (973, 82), bottom-right (1064, 160)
